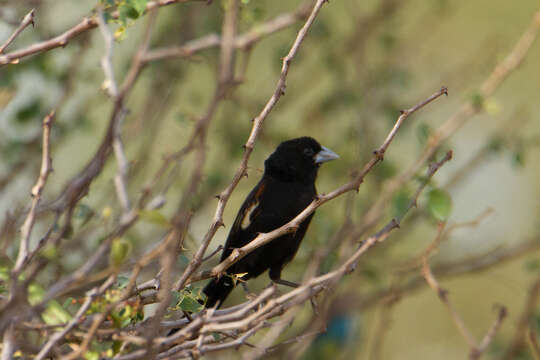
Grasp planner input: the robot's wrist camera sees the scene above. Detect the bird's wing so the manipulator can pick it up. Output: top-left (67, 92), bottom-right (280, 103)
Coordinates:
top-left (220, 178), bottom-right (289, 260)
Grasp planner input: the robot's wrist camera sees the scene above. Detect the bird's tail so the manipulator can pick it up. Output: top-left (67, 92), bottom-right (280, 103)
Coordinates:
top-left (203, 276), bottom-right (235, 308)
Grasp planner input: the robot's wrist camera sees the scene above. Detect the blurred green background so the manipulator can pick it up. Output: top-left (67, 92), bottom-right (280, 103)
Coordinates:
top-left (1, 0), bottom-right (540, 358)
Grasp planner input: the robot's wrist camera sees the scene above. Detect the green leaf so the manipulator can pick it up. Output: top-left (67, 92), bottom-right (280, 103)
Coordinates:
top-left (139, 210), bottom-right (171, 228)
top-left (116, 275), bottom-right (130, 289)
top-left (40, 245), bottom-right (58, 260)
top-left (127, 0), bottom-right (148, 15)
top-left (62, 297), bottom-right (75, 308)
top-left (427, 188), bottom-right (452, 221)
top-left (119, 3), bottom-right (140, 20)
top-left (177, 293), bottom-right (204, 313)
top-left (109, 238), bottom-right (132, 267)
top-left (470, 92), bottom-right (484, 110)
top-left (84, 351), bottom-right (100, 360)
top-left (42, 300), bottom-right (72, 325)
top-left (28, 283), bottom-right (45, 305)
top-left (114, 25), bottom-right (127, 40)
top-left (0, 266), bottom-right (10, 282)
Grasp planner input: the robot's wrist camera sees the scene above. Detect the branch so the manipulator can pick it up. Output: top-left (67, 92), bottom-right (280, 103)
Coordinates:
top-left (502, 275), bottom-right (540, 359)
top-left (189, 87), bottom-right (448, 284)
top-left (358, 10), bottom-right (540, 239)
top-left (0, 324), bottom-right (15, 360)
top-left (142, 1), bottom-right (311, 63)
top-left (0, 8), bottom-right (35, 55)
top-left (471, 306), bottom-right (507, 360)
top-left (34, 288), bottom-right (99, 360)
top-left (0, 0), bottom-right (206, 66)
top-left (174, 0), bottom-right (331, 292)
top-left (422, 233), bottom-right (508, 358)
top-left (13, 110), bottom-right (55, 272)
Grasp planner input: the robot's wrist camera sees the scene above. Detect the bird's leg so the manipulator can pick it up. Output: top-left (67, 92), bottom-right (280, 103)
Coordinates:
top-left (273, 277), bottom-right (320, 312)
top-left (272, 278), bottom-right (299, 288)
top-left (240, 281), bottom-right (257, 301)
top-left (240, 281), bottom-right (251, 293)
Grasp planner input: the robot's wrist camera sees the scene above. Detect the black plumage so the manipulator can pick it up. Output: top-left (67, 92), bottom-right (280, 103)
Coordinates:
top-left (203, 137), bottom-right (339, 308)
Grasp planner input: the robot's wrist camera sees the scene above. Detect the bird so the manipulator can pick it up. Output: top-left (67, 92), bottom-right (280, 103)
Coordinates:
top-left (203, 137), bottom-right (339, 308)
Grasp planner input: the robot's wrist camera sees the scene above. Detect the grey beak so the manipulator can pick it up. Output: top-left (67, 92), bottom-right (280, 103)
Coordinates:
top-left (314, 146), bottom-right (339, 164)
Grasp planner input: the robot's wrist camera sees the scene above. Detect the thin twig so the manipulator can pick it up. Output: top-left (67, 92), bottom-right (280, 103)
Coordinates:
top-left (189, 88), bottom-right (448, 285)
top-left (13, 110), bottom-right (55, 272)
top-left (174, 0), bottom-right (331, 292)
top-left (422, 255), bottom-right (477, 348)
top-left (357, 10), bottom-right (540, 241)
top-left (471, 306), bottom-right (507, 359)
top-left (0, 8), bottom-right (35, 54)
top-left (35, 288), bottom-right (99, 360)
top-left (0, 0), bottom-right (206, 66)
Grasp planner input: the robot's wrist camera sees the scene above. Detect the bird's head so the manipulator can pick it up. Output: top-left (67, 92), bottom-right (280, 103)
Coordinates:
top-left (264, 137), bottom-right (339, 184)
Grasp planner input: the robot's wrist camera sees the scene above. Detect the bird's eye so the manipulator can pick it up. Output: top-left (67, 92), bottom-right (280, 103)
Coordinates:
top-left (304, 148), bottom-right (314, 157)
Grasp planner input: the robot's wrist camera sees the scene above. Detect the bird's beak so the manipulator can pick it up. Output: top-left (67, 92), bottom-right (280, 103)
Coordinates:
top-left (314, 146), bottom-right (340, 164)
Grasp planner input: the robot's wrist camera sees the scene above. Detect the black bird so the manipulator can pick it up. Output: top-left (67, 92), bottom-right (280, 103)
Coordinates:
top-left (203, 137), bottom-right (339, 308)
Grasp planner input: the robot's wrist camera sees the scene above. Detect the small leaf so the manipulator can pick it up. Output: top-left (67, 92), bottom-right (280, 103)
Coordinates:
top-left (84, 351), bottom-right (100, 360)
top-left (42, 300), bottom-right (72, 325)
top-left (139, 210), bottom-right (171, 228)
top-left (177, 294), bottom-right (204, 313)
top-left (427, 188), bottom-right (452, 221)
top-left (114, 26), bottom-right (127, 40)
top-left (470, 92), bottom-right (484, 110)
top-left (127, 0), bottom-right (148, 15)
top-left (40, 245), bottom-right (58, 260)
top-left (110, 238), bottom-right (132, 267)
top-left (116, 275), bottom-right (130, 289)
top-left (484, 98), bottom-right (501, 115)
top-left (62, 297), bottom-right (75, 309)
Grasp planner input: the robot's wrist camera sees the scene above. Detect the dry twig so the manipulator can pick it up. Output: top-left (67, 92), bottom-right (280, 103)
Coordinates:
top-left (13, 111), bottom-right (55, 272)
top-left (0, 8), bottom-right (35, 55)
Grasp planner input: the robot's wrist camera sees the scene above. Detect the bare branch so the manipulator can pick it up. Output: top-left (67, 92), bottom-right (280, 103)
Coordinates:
top-left (0, 324), bottom-right (16, 360)
top-left (0, 0), bottom-right (207, 66)
top-left (471, 306), bottom-right (507, 360)
top-left (13, 110), bottom-right (55, 272)
top-left (190, 87), bottom-right (448, 284)
top-left (174, 0), bottom-right (331, 292)
top-left (96, 8), bottom-right (119, 98)
top-left (358, 10), bottom-right (540, 240)
top-left (422, 232), bottom-right (508, 359)
top-left (35, 288), bottom-right (99, 360)
top-left (0, 8), bottom-right (35, 55)
top-left (502, 275), bottom-right (540, 359)
top-left (422, 254), bottom-right (477, 348)
top-left (142, 1), bottom-right (311, 63)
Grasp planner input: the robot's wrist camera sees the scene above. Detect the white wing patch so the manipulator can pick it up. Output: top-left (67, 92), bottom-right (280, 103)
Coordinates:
top-left (241, 201), bottom-right (258, 230)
